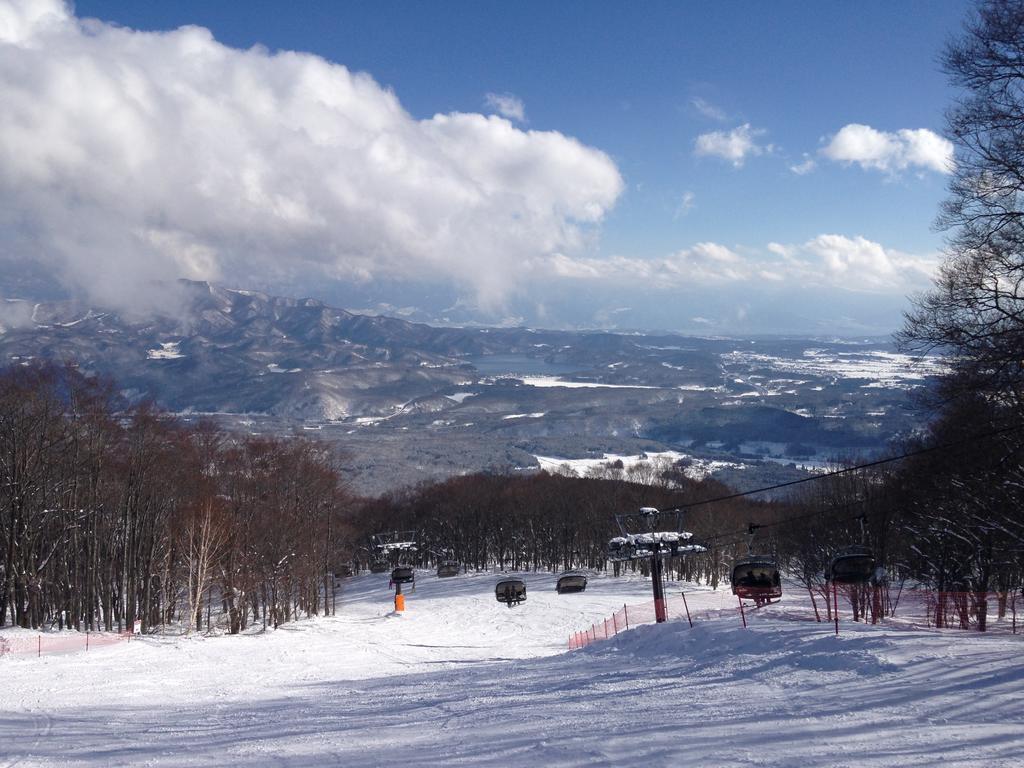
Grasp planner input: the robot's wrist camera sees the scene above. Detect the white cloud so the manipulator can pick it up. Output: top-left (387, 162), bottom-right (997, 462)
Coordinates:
top-left (532, 243), bottom-right (751, 288)
top-left (0, 1), bottom-right (621, 312)
top-left (675, 191), bottom-right (695, 218)
top-left (484, 92), bottom-right (525, 122)
top-left (694, 124), bottom-right (768, 167)
top-left (532, 234), bottom-right (939, 294)
top-left (690, 97), bottom-right (727, 122)
top-left (821, 124), bottom-right (953, 175)
top-left (763, 234), bottom-right (939, 292)
top-left (789, 154), bottom-right (816, 175)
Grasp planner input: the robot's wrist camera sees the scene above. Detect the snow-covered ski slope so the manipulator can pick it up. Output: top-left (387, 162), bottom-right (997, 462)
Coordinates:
top-left (3, 570), bottom-right (1023, 767)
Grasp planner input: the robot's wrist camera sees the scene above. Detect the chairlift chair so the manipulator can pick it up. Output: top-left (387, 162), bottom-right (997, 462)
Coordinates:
top-left (495, 578), bottom-right (527, 607)
top-left (436, 560), bottom-right (460, 578)
top-left (607, 537), bottom-right (628, 561)
top-left (556, 572), bottom-right (588, 594)
top-left (731, 557), bottom-right (783, 602)
top-left (390, 565), bottom-right (415, 584)
top-left (369, 560), bottom-right (389, 574)
top-left (828, 545), bottom-right (875, 585)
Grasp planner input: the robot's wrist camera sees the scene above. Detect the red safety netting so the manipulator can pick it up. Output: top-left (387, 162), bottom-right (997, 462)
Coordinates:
top-left (0, 630), bottom-right (134, 657)
top-left (567, 586), bottom-right (1024, 650)
top-left (568, 590), bottom-right (748, 650)
top-left (844, 587), bottom-right (1022, 632)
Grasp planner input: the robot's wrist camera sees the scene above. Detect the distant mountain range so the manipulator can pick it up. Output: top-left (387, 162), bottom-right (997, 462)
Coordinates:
top-left (0, 280), bottom-right (941, 494)
top-left (0, 280), bottom-right (496, 419)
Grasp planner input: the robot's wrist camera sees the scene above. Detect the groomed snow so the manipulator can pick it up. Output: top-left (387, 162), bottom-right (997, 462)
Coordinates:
top-left (2, 571), bottom-right (1023, 766)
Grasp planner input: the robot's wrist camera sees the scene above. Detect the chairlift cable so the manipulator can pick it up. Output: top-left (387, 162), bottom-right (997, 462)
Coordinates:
top-left (700, 496), bottom-right (876, 546)
top-left (662, 420), bottom-right (1024, 519)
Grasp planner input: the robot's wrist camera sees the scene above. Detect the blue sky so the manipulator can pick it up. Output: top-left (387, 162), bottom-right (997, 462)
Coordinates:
top-left (1, 1), bottom-right (974, 334)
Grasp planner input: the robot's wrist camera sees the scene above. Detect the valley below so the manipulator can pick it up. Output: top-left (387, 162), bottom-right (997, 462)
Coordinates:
top-left (0, 281), bottom-right (940, 495)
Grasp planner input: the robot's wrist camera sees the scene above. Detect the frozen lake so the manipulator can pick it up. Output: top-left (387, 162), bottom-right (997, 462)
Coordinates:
top-left (467, 354), bottom-right (582, 377)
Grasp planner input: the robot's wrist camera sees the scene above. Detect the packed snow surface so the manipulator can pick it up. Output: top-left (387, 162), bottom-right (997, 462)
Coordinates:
top-left (3, 571), bottom-right (1023, 766)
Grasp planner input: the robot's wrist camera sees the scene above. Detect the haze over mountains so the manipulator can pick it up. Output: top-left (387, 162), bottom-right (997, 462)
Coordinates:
top-left (0, 280), bottom-right (939, 494)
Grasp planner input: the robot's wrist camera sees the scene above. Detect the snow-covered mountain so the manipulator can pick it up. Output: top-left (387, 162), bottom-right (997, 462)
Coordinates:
top-left (0, 280), bottom-right (938, 493)
top-left (0, 280), bottom-right (497, 419)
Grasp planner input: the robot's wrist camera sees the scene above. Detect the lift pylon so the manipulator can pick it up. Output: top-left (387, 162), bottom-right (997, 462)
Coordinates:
top-left (606, 507), bottom-right (705, 623)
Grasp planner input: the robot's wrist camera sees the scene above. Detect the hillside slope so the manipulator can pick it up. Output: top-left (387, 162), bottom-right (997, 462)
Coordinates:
top-left (2, 570), bottom-right (1021, 766)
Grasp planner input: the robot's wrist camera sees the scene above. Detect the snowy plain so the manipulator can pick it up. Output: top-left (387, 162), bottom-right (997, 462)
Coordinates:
top-left (2, 570), bottom-right (1023, 767)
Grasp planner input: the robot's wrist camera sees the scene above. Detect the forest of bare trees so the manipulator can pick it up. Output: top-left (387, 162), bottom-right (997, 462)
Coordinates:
top-left (0, 362), bottom-right (353, 633)
top-left (5, 351), bottom-right (1022, 637)
top-left (352, 465), bottom-right (783, 588)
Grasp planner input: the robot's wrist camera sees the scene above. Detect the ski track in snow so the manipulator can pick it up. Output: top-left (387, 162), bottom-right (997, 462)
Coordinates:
top-left (2, 571), bottom-right (1023, 766)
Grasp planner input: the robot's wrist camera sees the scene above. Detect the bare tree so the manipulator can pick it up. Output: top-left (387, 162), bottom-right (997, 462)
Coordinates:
top-left (900, 0), bottom-right (1024, 408)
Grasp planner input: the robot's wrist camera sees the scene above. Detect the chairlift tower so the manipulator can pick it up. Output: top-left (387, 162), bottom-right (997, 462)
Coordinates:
top-left (372, 530), bottom-right (418, 612)
top-left (606, 507), bottom-right (705, 623)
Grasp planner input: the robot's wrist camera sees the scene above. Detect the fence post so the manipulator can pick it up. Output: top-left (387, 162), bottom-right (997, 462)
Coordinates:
top-left (681, 590), bottom-right (693, 628)
top-left (38, 634), bottom-right (41, 657)
top-left (86, 631), bottom-right (89, 651)
top-left (737, 596), bottom-right (747, 629)
top-left (624, 604), bottom-right (629, 630)
top-left (833, 582), bottom-right (840, 637)
top-left (612, 611), bottom-right (619, 634)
